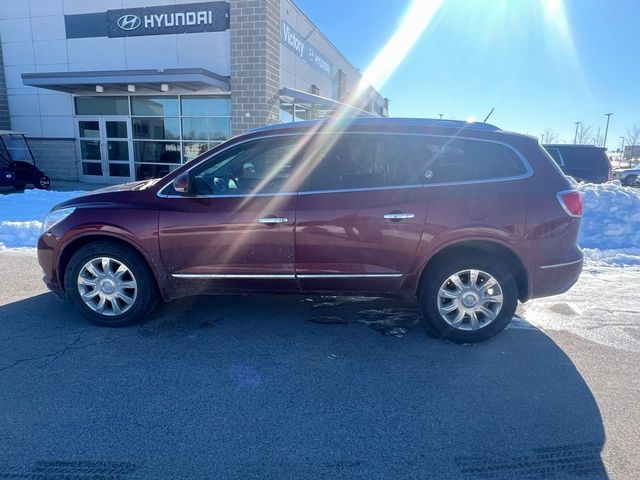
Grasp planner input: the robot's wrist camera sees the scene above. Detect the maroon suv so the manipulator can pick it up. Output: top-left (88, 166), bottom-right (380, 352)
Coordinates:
top-left (37, 118), bottom-right (583, 343)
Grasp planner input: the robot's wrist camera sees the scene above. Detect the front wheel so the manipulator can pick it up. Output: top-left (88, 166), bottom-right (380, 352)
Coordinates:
top-left (419, 255), bottom-right (518, 343)
top-left (64, 241), bottom-right (158, 327)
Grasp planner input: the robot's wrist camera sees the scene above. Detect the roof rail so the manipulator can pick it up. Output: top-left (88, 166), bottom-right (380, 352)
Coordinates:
top-left (249, 117), bottom-right (501, 134)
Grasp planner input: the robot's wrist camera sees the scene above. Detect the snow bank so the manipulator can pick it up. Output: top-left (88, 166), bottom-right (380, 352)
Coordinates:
top-left (0, 189), bottom-right (84, 250)
top-left (577, 181), bottom-right (640, 251)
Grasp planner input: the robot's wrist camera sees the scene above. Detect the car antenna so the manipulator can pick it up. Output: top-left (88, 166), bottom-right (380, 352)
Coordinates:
top-left (482, 107), bottom-right (495, 123)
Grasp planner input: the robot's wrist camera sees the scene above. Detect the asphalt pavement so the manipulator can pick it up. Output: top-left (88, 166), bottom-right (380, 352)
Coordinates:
top-left (0, 253), bottom-right (638, 479)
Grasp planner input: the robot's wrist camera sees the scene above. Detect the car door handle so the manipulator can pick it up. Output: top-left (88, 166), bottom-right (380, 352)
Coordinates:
top-left (258, 216), bottom-right (289, 225)
top-left (383, 212), bottom-right (415, 221)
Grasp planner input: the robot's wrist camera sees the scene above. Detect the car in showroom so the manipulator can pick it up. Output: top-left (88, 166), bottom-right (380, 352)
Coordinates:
top-left (613, 163), bottom-right (640, 186)
top-left (0, 130), bottom-right (50, 190)
top-left (37, 118), bottom-right (583, 343)
top-left (543, 144), bottom-right (612, 183)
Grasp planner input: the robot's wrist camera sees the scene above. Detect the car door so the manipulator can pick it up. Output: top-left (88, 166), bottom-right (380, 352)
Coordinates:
top-left (294, 132), bottom-right (430, 295)
top-left (158, 136), bottom-right (301, 293)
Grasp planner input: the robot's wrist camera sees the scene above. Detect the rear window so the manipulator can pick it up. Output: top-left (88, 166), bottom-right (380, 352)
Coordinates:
top-left (422, 138), bottom-right (528, 184)
top-left (548, 146), bottom-right (608, 167)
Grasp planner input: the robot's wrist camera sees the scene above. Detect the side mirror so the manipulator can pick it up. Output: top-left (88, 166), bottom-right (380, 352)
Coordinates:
top-left (172, 172), bottom-right (190, 194)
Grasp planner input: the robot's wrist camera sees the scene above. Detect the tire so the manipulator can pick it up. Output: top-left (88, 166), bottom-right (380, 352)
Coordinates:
top-left (64, 241), bottom-right (158, 327)
top-left (36, 175), bottom-right (50, 190)
top-left (623, 174), bottom-right (638, 187)
top-left (418, 254), bottom-right (518, 343)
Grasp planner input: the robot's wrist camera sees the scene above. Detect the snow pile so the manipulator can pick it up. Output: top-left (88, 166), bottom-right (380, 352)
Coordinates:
top-left (0, 189), bottom-right (84, 250)
top-left (576, 181), bottom-right (640, 266)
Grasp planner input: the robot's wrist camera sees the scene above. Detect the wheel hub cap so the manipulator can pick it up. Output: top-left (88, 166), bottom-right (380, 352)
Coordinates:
top-left (77, 257), bottom-right (137, 317)
top-left (437, 269), bottom-right (504, 331)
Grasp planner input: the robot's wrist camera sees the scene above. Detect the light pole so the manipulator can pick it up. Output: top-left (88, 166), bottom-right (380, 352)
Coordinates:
top-left (603, 112), bottom-right (613, 149)
top-left (620, 136), bottom-right (625, 164)
top-left (574, 121), bottom-right (581, 144)
top-left (438, 113), bottom-right (443, 119)
top-left (541, 133), bottom-right (545, 144)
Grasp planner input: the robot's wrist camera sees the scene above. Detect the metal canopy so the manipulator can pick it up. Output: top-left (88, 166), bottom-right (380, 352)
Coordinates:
top-left (279, 87), bottom-right (378, 118)
top-left (21, 68), bottom-right (230, 95)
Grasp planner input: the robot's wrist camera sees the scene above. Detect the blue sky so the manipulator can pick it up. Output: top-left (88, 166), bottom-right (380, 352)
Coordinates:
top-left (295, 0), bottom-right (637, 149)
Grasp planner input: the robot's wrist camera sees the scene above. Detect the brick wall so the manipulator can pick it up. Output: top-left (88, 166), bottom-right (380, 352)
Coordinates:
top-left (27, 138), bottom-right (78, 182)
top-left (0, 35), bottom-right (11, 131)
top-left (230, 0), bottom-right (281, 136)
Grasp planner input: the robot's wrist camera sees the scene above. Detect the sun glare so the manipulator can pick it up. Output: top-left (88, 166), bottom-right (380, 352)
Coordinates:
top-left (356, 0), bottom-right (444, 95)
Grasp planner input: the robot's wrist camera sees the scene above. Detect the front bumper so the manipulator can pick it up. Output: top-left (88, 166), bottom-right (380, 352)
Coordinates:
top-left (37, 233), bottom-right (63, 296)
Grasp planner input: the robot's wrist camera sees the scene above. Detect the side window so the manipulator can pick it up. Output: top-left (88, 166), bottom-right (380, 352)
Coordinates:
top-left (546, 148), bottom-right (564, 166)
top-left (423, 138), bottom-right (528, 184)
top-left (301, 134), bottom-right (428, 191)
top-left (190, 137), bottom-right (298, 195)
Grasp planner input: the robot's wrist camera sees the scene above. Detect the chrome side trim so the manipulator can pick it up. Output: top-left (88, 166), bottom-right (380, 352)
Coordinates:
top-left (171, 273), bottom-right (403, 279)
top-left (383, 212), bottom-right (415, 220)
top-left (171, 274), bottom-right (296, 279)
top-left (539, 259), bottom-right (583, 270)
top-left (297, 273), bottom-right (403, 279)
top-left (156, 131), bottom-right (534, 199)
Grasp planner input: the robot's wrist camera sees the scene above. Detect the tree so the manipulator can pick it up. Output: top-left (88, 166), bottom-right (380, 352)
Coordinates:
top-left (625, 124), bottom-right (640, 148)
top-left (542, 128), bottom-right (559, 144)
top-left (576, 124), bottom-right (594, 144)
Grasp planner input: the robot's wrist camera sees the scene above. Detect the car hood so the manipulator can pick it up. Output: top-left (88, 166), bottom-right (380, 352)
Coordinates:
top-left (51, 179), bottom-right (161, 210)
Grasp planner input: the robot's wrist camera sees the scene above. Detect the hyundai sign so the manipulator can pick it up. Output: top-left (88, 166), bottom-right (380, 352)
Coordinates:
top-left (65, 2), bottom-right (229, 39)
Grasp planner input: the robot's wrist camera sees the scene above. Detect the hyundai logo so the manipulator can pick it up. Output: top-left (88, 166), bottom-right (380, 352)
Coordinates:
top-left (117, 14), bottom-right (141, 31)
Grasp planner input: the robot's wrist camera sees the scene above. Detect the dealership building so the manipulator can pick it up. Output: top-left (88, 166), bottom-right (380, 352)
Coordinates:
top-left (0, 0), bottom-right (387, 183)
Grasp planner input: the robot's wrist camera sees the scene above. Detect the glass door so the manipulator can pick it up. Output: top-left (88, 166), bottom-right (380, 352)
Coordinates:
top-left (77, 116), bottom-right (133, 184)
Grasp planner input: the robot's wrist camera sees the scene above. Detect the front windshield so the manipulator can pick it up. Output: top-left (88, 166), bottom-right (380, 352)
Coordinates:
top-left (1, 134), bottom-right (33, 162)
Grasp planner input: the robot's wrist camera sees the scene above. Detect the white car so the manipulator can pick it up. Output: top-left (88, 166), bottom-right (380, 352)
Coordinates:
top-left (614, 164), bottom-right (640, 186)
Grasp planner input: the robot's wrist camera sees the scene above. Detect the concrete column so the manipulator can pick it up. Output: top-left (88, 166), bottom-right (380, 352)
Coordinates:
top-left (230, 0), bottom-right (281, 136)
top-left (0, 35), bottom-right (11, 131)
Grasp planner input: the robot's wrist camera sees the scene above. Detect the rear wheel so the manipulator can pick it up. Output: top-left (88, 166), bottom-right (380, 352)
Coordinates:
top-left (36, 175), bottom-right (50, 189)
top-left (623, 174), bottom-right (638, 187)
top-left (419, 255), bottom-right (517, 343)
top-left (64, 241), bottom-right (158, 326)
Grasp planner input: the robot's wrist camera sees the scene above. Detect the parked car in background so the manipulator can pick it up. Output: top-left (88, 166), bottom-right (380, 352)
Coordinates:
top-left (543, 144), bottom-right (612, 183)
top-left (37, 118), bottom-right (583, 343)
top-left (613, 163), bottom-right (640, 186)
top-left (0, 130), bottom-right (50, 190)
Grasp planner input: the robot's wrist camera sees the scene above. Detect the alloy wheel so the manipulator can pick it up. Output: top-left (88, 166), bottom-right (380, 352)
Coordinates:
top-left (77, 257), bottom-right (138, 316)
top-left (437, 269), bottom-right (504, 331)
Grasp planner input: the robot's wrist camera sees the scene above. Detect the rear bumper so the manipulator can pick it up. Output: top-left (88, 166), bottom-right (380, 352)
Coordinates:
top-left (529, 255), bottom-right (583, 300)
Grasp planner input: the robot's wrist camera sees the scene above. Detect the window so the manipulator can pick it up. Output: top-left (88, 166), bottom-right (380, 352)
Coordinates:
top-left (133, 117), bottom-right (180, 140)
top-left (130, 95), bottom-right (231, 180)
top-left (301, 134), bottom-right (428, 191)
top-left (181, 117), bottom-right (230, 141)
top-left (131, 97), bottom-right (179, 116)
top-left (300, 134), bottom-right (528, 191)
top-left (188, 138), bottom-right (299, 196)
top-left (546, 147), bottom-right (564, 166)
top-left (181, 96), bottom-right (231, 116)
top-left (75, 97), bottom-right (129, 115)
top-left (423, 138), bottom-right (527, 183)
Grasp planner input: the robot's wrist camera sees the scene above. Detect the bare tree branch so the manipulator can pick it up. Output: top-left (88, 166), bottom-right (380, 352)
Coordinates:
top-left (543, 128), bottom-right (559, 144)
top-left (576, 124), bottom-right (594, 144)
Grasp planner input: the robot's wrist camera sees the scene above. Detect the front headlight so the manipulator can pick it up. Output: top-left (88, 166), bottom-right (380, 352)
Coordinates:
top-left (40, 207), bottom-right (76, 234)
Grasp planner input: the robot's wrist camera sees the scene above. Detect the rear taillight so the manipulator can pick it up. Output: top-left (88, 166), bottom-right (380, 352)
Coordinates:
top-left (557, 190), bottom-right (583, 217)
